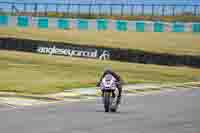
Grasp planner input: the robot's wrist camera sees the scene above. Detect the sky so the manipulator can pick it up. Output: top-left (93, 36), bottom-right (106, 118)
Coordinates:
top-left (2, 0), bottom-right (200, 4)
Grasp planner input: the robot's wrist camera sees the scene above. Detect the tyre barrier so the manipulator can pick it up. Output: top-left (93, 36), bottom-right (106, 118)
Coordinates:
top-left (1, 37), bottom-right (200, 68)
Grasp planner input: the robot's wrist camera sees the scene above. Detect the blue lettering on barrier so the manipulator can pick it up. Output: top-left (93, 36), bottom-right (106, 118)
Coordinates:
top-left (77, 19), bottom-right (88, 30)
top-left (0, 16), bottom-right (8, 26)
top-left (17, 16), bottom-right (28, 27)
top-left (172, 22), bottom-right (184, 32)
top-left (116, 20), bottom-right (127, 31)
top-left (136, 22), bottom-right (145, 32)
top-left (192, 23), bottom-right (200, 32)
top-left (58, 19), bottom-right (69, 29)
top-left (154, 22), bottom-right (164, 32)
top-left (97, 19), bottom-right (108, 30)
top-left (38, 18), bottom-right (48, 29)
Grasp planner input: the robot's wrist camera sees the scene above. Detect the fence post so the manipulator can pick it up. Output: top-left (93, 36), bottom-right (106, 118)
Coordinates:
top-left (121, 4), bottom-right (124, 16)
top-left (172, 5), bottom-right (175, 16)
top-left (182, 5), bottom-right (186, 16)
top-left (131, 4), bottom-right (134, 16)
top-left (66, 4), bottom-right (70, 16)
top-left (194, 5), bottom-right (197, 16)
top-left (45, 4), bottom-right (48, 17)
top-left (142, 4), bottom-right (144, 16)
top-left (78, 4), bottom-right (80, 16)
top-left (34, 3), bottom-right (38, 17)
top-left (24, 3), bottom-right (27, 13)
top-left (110, 4), bottom-right (113, 16)
top-left (162, 5), bottom-right (165, 16)
top-left (98, 4), bottom-right (102, 16)
top-left (89, 4), bottom-right (92, 16)
top-left (56, 4), bottom-right (58, 16)
top-left (11, 2), bottom-right (15, 15)
top-left (152, 4), bottom-right (155, 16)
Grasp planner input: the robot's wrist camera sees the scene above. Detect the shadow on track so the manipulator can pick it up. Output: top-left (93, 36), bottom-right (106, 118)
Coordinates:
top-left (95, 109), bottom-right (134, 115)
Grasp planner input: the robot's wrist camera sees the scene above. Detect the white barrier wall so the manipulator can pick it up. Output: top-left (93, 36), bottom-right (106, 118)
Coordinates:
top-left (0, 15), bottom-right (200, 32)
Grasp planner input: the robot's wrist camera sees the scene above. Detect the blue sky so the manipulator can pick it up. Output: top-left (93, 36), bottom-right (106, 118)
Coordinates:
top-left (3, 0), bottom-right (200, 4)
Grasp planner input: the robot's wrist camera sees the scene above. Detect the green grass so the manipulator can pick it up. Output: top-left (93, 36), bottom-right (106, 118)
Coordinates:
top-left (1, 50), bottom-right (200, 94)
top-left (0, 27), bottom-right (200, 56)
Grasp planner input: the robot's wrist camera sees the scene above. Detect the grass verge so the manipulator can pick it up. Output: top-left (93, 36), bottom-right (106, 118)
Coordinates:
top-left (1, 50), bottom-right (200, 94)
top-left (0, 27), bottom-right (200, 56)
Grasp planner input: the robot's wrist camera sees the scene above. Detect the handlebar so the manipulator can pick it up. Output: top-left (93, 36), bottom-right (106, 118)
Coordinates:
top-left (97, 81), bottom-right (122, 87)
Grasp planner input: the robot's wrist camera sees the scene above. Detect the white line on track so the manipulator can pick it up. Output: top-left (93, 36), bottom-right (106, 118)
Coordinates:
top-left (0, 102), bottom-right (17, 108)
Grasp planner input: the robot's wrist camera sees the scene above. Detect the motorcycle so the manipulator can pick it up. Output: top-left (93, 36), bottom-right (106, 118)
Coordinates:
top-left (100, 74), bottom-right (120, 112)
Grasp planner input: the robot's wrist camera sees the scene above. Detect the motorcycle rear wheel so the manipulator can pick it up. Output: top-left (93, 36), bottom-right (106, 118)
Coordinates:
top-left (110, 108), bottom-right (116, 112)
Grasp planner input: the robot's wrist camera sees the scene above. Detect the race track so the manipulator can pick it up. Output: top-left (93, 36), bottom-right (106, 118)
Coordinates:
top-left (0, 89), bottom-right (200, 133)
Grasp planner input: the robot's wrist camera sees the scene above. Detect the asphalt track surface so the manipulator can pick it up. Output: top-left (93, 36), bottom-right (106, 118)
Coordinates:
top-left (0, 89), bottom-right (200, 133)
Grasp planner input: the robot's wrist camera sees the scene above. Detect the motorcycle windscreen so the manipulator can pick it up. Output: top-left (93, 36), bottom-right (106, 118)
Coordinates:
top-left (100, 74), bottom-right (116, 90)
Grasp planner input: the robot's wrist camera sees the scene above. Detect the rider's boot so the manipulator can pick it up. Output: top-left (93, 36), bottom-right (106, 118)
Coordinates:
top-left (116, 96), bottom-right (121, 104)
top-left (101, 91), bottom-right (104, 103)
top-left (112, 91), bottom-right (115, 98)
top-left (116, 90), bottom-right (122, 104)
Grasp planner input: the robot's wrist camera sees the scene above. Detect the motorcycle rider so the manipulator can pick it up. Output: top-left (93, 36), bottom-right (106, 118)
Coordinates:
top-left (97, 68), bottom-right (123, 104)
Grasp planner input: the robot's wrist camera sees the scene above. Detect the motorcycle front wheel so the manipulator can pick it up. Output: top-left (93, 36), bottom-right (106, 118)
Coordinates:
top-left (104, 92), bottom-right (111, 112)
